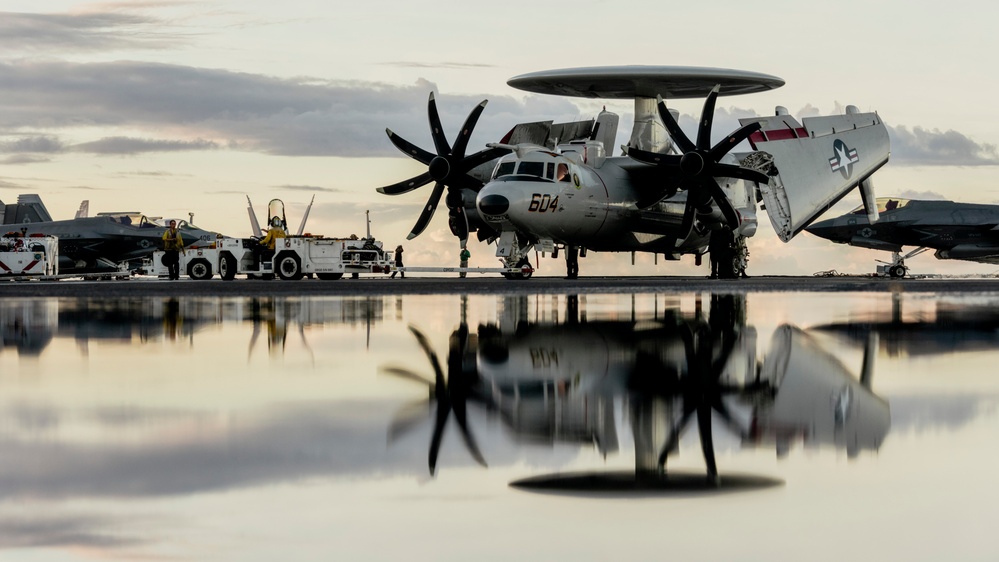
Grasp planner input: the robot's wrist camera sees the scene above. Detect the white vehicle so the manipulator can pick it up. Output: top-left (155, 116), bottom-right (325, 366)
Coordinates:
top-left (144, 236), bottom-right (393, 280)
top-left (0, 235), bottom-right (58, 276)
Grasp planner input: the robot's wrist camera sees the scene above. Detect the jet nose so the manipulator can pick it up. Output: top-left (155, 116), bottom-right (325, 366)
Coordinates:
top-left (804, 218), bottom-right (841, 241)
top-left (478, 193), bottom-right (509, 217)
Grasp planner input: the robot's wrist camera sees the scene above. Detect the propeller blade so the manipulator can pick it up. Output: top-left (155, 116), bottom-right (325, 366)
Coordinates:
top-left (678, 198), bottom-right (697, 240)
top-left (387, 399), bottom-right (432, 443)
top-left (450, 207), bottom-right (469, 247)
top-left (656, 96), bottom-right (694, 154)
top-left (376, 171), bottom-right (433, 196)
top-left (697, 403), bottom-right (718, 478)
top-left (380, 366), bottom-right (433, 387)
top-left (408, 325), bottom-right (445, 383)
top-left (428, 400), bottom-right (452, 475)
top-left (386, 129), bottom-right (435, 165)
top-left (658, 407), bottom-right (696, 467)
top-left (451, 100), bottom-right (488, 160)
top-left (460, 146), bottom-right (512, 173)
top-left (709, 121), bottom-right (762, 161)
top-left (709, 395), bottom-right (748, 440)
top-left (712, 162), bottom-right (770, 185)
top-left (406, 182), bottom-right (446, 240)
top-left (427, 92), bottom-right (452, 157)
top-left (696, 85), bottom-right (721, 151)
top-left (452, 398), bottom-right (488, 468)
top-left (704, 179), bottom-right (741, 230)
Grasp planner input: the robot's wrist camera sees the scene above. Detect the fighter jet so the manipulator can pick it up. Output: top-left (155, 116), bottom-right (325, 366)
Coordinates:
top-left (806, 197), bottom-right (999, 277)
top-left (0, 194), bottom-right (220, 273)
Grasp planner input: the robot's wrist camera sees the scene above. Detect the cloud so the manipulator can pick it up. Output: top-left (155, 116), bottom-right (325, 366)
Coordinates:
top-left (2, 58), bottom-right (994, 169)
top-left (0, 514), bottom-right (144, 549)
top-left (0, 154), bottom-right (50, 165)
top-left (888, 125), bottom-right (999, 166)
top-left (0, 9), bottom-right (190, 53)
top-left (380, 62), bottom-right (497, 69)
top-left (276, 184), bottom-right (342, 193)
top-left (70, 136), bottom-right (220, 155)
top-left (0, 135), bottom-right (64, 153)
top-left (0, 60), bottom-right (581, 158)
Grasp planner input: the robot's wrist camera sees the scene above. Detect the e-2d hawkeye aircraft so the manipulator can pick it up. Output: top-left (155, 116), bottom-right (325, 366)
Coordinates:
top-left (0, 194), bottom-right (220, 273)
top-left (806, 197), bottom-right (999, 277)
top-left (377, 66), bottom-right (891, 278)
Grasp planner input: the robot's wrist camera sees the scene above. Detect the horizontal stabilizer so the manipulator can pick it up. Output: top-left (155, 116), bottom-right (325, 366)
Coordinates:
top-left (744, 111), bottom-right (890, 242)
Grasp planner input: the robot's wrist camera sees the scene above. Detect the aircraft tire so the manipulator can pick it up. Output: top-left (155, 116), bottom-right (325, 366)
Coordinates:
top-left (316, 273), bottom-right (344, 280)
top-left (219, 253), bottom-right (237, 280)
top-left (187, 258), bottom-right (213, 280)
top-left (276, 252), bottom-right (304, 281)
top-left (889, 265), bottom-right (907, 279)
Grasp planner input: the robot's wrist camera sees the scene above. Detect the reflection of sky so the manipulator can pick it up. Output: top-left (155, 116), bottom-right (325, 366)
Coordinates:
top-left (0, 293), bottom-right (998, 560)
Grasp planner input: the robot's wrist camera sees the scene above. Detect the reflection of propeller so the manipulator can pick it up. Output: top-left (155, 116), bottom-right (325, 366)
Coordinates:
top-left (377, 93), bottom-right (510, 245)
top-left (631, 296), bottom-right (771, 482)
top-left (627, 86), bottom-right (769, 234)
top-left (383, 325), bottom-right (487, 475)
top-left (656, 322), bottom-right (746, 480)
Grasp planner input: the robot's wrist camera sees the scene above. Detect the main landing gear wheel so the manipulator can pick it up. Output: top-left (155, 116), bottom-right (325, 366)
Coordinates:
top-left (504, 257), bottom-right (533, 280)
top-left (889, 265), bottom-right (907, 278)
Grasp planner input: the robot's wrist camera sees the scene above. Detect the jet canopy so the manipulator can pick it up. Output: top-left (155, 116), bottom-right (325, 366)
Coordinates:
top-left (850, 198), bottom-right (911, 215)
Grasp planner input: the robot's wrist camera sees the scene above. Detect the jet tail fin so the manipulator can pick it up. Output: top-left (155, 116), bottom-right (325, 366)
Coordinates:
top-left (296, 195), bottom-right (315, 236)
top-left (75, 200), bottom-right (90, 219)
top-left (2, 194), bottom-right (54, 224)
top-left (247, 196), bottom-right (262, 238)
top-left (742, 108), bottom-right (890, 242)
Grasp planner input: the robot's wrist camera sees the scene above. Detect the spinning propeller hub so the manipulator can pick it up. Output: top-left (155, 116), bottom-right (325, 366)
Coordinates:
top-left (429, 156), bottom-right (451, 181)
top-left (680, 152), bottom-right (706, 176)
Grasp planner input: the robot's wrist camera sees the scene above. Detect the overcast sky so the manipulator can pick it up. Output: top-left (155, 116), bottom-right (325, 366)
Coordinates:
top-left (2, 0), bottom-right (999, 275)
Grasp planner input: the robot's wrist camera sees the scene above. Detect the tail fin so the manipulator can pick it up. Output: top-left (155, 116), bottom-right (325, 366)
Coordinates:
top-left (296, 195), bottom-right (315, 236)
top-left (75, 200), bottom-right (90, 219)
top-left (1, 194), bottom-right (54, 224)
top-left (247, 196), bottom-right (262, 237)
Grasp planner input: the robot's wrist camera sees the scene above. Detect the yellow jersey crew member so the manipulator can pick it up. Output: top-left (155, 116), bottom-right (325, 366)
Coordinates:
top-left (260, 217), bottom-right (287, 251)
top-left (161, 220), bottom-right (185, 280)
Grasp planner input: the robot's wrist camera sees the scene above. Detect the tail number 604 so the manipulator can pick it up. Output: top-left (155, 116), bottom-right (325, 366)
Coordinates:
top-left (529, 193), bottom-right (559, 213)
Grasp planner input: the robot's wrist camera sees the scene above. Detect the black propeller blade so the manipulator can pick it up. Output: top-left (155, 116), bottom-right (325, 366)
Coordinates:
top-left (383, 325), bottom-right (488, 476)
top-left (628, 85), bottom-right (770, 235)
top-left (376, 92), bottom-right (510, 244)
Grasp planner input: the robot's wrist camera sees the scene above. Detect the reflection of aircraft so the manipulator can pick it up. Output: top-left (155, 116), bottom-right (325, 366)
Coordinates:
top-left (806, 197), bottom-right (999, 277)
top-left (0, 194), bottom-right (220, 272)
top-left (813, 294), bottom-right (999, 358)
top-left (378, 66), bottom-right (889, 278)
top-left (0, 296), bottom-right (387, 357)
top-left (387, 294), bottom-right (890, 485)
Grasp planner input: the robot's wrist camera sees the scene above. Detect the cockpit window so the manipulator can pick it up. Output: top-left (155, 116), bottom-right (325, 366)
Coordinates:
top-left (494, 162), bottom-right (515, 178)
top-left (557, 163), bottom-right (569, 182)
top-left (850, 198), bottom-right (911, 215)
top-left (517, 161), bottom-right (545, 178)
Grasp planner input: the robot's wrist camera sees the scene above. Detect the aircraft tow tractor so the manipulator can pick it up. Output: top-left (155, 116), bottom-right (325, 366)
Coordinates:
top-left (0, 235), bottom-right (59, 277)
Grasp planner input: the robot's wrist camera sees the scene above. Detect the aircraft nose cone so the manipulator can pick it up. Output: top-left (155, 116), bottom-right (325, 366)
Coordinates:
top-left (805, 219), bottom-right (839, 241)
top-left (478, 194), bottom-right (509, 216)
